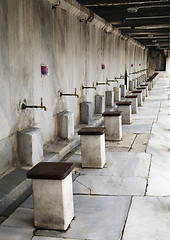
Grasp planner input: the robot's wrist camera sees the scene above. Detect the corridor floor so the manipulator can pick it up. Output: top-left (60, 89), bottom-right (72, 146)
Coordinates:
top-left (0, 77), bottom-right (170, 240)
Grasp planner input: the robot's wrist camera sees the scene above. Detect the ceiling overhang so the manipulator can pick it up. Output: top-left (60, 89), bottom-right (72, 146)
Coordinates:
top-left (76, 0), bottom-right (170, 50)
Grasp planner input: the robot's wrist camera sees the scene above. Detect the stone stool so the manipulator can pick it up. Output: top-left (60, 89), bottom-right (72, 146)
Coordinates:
top-left (78, 127), bottom-right (106, 168)
top-left (140, 83), bottom-right (149, 97)
top-left (120, 84), bottom-right (126, 97)
top-left (131, 90), bottom-right (143, 107)
top-left (19, 127), bottom-right (43, 167)
top-left (80, 101), bottom-right (93, 124)
top-left (105, 91), bottom-right (114, 107)
top-left (136, 87), bottom-right (146, 101)
top-left (116, 101), bottom-right (132, 124)
top-left (125, 95), bottom-right (138, 114)
top-left (58, 111), bottom-right (74, 139)
top-left (114, 87), bottom-right (121, 102)
top-left (102, 111), bottom-right (122, 140)
top-left (133, 79), bottom-right (137, 88)
top-left (95, 95), bottom-right (105, 114)
top-left (146, 80), bottom-right (153, 90)
top-left (129, 80), bottom-right (134, 91)
top-left (27, 162), bottom-right (74, 231)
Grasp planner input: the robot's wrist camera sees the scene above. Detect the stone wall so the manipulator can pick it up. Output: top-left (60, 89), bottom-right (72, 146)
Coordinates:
top-left (0, 0), bottom-right (147, 175)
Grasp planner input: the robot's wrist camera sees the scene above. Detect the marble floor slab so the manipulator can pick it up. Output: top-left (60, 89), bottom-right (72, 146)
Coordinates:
top-left (122, 196), bottom-right (170, 240)
top-left (36, 195), bottom-right (131, 240)
top-left (106, 146), bottom-right (129, 152)
top-left (0, 226), bottom-right (33, 240)
top-left (2, 207), bottom-right (34, 230)
top-left (146, 156), bottom-right (170, 196)
top-left (74, 175), bottom-right (147, 196)
top-left (130, 133), bottom-right (149, 152)
top-left (105, 133), bottom-right (136, 148)
top-left (68, 151), bottom-right (151, 177)
top-left (122, 119), bottom-right (154, 133)
top-left (81, 152), bottom-right (151, 177)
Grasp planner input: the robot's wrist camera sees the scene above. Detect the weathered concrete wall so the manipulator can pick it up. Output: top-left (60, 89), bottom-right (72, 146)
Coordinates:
top-left (0, 0), bottom-right (147, 175)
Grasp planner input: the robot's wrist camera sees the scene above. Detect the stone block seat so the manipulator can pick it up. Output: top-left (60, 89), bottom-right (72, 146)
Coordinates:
top-left (102, 111), bottom-right (122, 141)
top-left (27, 162), bottom-right (74, 231)
top-left (78, 127), bottom-right (106, 168)
top-left (136, 87), bottom-right (146, 101)
top-left (125, 95), bottom-right (138, 114)
top-left (140, 83), bottom-right (149, 96)
top-left (131, 90), bottom-right (143, 107)
top-left (116, 101), bottom-right (132, 124)
top-left (146, 79), bottom-right (153, 90)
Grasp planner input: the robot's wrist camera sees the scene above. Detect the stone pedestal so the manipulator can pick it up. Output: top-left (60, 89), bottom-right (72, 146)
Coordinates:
top-left (27, 162), bottom-right (74, 231)
top-left (131, 90), bottom-right (143, 107)
top-left (78, 127), bottom-right (106, 168)
top-left (80, 101), bottom-right (93, 124)
top-left (102, 111), bottom-right (122, 140)
top-left (95, 95), bottom-right (105, 114)
top-left (19, 127), bottom-right (43, 166)
top-left (136, 87), bottom-right (146, 101)
top-left (140, 84), bottom-right (149, 97)
top-left (146, 80), bottom-right (153, 90)
top-left (133, 79), bottom-right (138, 88)
top-left (114, 87), bottom-right (121, 102)
top-left (129, 81), bottom-right (134, 91)
top-left (105, 91), bottom-right (114, 107)
top-left (120, 84), bottom-right (126, 97)
top-left (58, 111), bottom-right (74, 139)
top-left (125, 95), bottom-right (138, 114)
top-left (116, 101), bottom-right (132, 124)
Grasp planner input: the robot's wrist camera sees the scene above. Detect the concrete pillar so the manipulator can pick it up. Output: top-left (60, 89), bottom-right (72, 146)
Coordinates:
top-left (116, 101), bottom-right (132, 124)
top-left (58, 111), bottom-right (74, 139)
top-left (80, 101), bottom-right (93, 124)
top-left (102, 111), bottom-right (122, 140)
top-left (27, 162), bottom-right (74, 230)
top-left (19, 127), bottom-right (43, 166)
top-left (95, 95), bottom-right (105, 114)
top-left (78, 127), bottom-right (106, 168)
top-left (105, 91), bottom-right (114, 107)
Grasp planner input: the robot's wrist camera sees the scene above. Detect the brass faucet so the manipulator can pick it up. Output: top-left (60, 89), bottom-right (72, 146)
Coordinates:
top-left (21, 97), bottom-right (47, 111)
top-left (107, 78), bottom-right (118, 83)
top-left (60, 88), bottom-right (79, 98)
top-left (96, 80), bottom-right (110, 86)
top-left (82, 82), bottom-right (96, 90)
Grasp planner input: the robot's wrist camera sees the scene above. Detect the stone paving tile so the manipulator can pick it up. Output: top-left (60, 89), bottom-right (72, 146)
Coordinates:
top-left (35, 195), bottom-right (131, 240)
top-left (2, 207), bottom-right (34, 230)
top-left (130, 133), bottom-right (149, 152)
top-left (146, 156), bottom-right (170, 196)
top-left (81, 152), bottom-right (151, 177)
top-left (105, 133), bottom-right (136, 148)
top-left (0, 225), bottom-right (33, 240)
top-left (74, 175), bottom-right (147, 196)
top-left (122, 196), bottom-right (170, 240)
top-left (122, 119), bottom-right (154, 134)
top-left (106, 146), bottom-right (129, 152)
